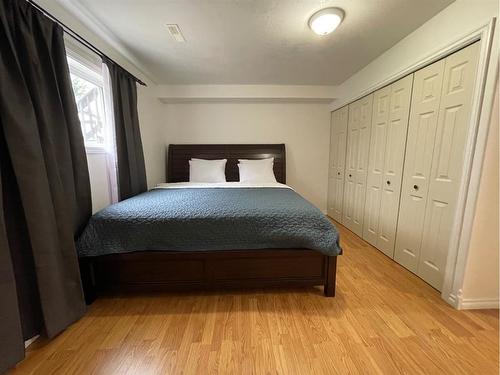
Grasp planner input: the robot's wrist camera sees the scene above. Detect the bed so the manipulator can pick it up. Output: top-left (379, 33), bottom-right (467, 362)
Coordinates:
top-left (78, 144), bottom-right (341, 303)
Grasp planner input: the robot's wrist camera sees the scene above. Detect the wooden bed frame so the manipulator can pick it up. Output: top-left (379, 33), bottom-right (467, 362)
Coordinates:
top-left (80, 144), bottom-right (338, 303)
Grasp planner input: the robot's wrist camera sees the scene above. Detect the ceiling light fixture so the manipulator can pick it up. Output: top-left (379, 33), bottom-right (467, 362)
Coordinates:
top-left (308, 7), bottom-right (344, 36)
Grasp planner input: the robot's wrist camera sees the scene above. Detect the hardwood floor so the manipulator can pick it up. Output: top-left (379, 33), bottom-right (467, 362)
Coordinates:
top-left (11, 223), bottom-right (499, 374)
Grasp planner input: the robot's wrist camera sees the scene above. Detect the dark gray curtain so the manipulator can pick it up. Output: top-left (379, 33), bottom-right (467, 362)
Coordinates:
top-left (104, 59), bottom-right (147, 200)
top-left (0, 164), bottom-right (24, 375)
top-left (0, 0), bottom-right (92, 371)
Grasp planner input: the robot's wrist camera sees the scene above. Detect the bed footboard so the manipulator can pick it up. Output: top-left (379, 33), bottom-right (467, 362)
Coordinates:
top-left (79, 250), bottom-right (338, 303)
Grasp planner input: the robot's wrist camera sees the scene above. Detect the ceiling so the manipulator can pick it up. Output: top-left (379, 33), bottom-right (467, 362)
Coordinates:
top-left (74, 0), bottom-right (454, 85)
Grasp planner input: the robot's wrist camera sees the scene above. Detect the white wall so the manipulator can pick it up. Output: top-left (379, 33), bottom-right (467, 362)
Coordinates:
top-left (138, 85), bottom-right (165, 188)
top-left (156, 85), bottom-right (336, 102)
top-left (163, 102), bottom-right (331, 211)
top-left (460, 79), bottom-right (499, 307)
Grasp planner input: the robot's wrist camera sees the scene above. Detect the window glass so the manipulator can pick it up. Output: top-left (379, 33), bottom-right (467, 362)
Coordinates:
top-left (67, 56), bottom-right (108, 149)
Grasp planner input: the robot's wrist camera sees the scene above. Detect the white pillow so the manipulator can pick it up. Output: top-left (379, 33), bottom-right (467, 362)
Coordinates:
top-left (238, 158), bottom-right (277, 183)
top-left (189, 158), bottom-right (227, 182)
top-left (238, 157), bottom-right (274, 163)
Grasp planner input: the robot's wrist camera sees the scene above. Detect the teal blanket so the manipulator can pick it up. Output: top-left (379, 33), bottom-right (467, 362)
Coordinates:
top-left (77, 188), bottom-right (341, 257)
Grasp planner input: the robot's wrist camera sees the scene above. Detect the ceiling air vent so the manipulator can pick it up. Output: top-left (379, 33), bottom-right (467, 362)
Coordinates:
top-left (166, 24), bottom-right (186, 43)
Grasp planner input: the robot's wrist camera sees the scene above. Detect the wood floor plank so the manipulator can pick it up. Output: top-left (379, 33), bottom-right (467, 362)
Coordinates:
top-left (9, 223), bottom-right (499, 374)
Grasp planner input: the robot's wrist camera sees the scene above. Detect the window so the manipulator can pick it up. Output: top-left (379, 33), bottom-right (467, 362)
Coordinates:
top-left (67, 55), bottom-right (112, 151)
top-left (67, 45), bottom-right (118, 210)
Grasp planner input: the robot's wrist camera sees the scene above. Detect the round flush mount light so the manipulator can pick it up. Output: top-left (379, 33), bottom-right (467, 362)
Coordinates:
top-left (308, 7), bottom-right (344, 36)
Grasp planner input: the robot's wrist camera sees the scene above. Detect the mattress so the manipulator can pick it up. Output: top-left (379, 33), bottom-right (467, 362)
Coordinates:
top-left (76, 182), bottom-right (341, 257)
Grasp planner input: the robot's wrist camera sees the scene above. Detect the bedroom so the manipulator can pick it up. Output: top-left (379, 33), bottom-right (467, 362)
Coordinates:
top-left (0, 0), bottom-right (498, 373)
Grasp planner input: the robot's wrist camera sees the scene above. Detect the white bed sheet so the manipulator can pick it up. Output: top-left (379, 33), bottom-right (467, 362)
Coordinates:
top-left (154, 182), bottom-right (293, 190)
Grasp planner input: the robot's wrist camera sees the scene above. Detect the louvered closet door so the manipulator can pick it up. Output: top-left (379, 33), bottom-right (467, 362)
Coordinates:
top-left (394, 59), bottom-right (446, 273)
top-left (417, 42), bottom-right (480, 290)
top-left (342, 94), bottom-right (373, 236)
top-left (363, 75), bottom-right (413, 257)
top-left (327, 106), bottom-right (348, 222)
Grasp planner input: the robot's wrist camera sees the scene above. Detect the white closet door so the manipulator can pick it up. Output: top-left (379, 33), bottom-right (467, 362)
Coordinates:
top-left (417, 42), bottom-right (480, 290)
top-left (364, 75), bottom-right (413, 257)
top-left (363, 86), bottom-right (391, 246)
top-left (376, 75), bottom-right (414, 257)
top-left (327, 106), bottom-right (348, 222)
top-left (394, 59), bottom-right (445, 273)
top-left (343, 95), bottom-right (373, 236)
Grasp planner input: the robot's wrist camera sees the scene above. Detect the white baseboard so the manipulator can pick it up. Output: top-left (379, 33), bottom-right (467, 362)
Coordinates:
top-left (458, 297), bottom-right (499, 310)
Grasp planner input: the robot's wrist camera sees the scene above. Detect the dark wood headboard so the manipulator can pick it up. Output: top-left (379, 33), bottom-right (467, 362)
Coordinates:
top-left (167, 144), bottom-right (286, 184)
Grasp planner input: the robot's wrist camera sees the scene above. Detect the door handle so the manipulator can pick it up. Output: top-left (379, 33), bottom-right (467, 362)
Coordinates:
top-left (337, 172), bottom-right (341, 176)
top-left (386, 180), bottom-right (391, 185)
top-left (413, 184), bottom-right (419, 191)
top-left (348, 174), bottom-right (352, 178)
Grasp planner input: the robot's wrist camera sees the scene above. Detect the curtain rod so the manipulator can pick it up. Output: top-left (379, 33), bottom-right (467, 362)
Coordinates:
top-left (26, 0), bottom-right (147, 86)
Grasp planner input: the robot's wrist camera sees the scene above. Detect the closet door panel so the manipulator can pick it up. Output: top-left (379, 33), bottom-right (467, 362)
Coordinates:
top-left (328, 113), bottom-right (337, 175)
top-left (336, 107), bottom-right (349, 174)
top-left (343, 95), bottom-right (373, 236)
top-left (418, 42), bottom-right (480, 290)
top-left (327, 107), bottom-right (348, 222)
top-left (353, 181), bottom-right (366, 233)
top-left (394, 60), bottom-right (445, 272)
top-left (327, 177), bottom-right (336, 217)
top-left (334, 107), bottom-right (348, 221)
top-left (343, 176), bottom-right (355, 225)
top-left (353, 95), bottom-right (373, 236)
top-left (342, 102), bottom-right (360, 230)
top-left (363, 87), bottom-right (390, 245)
top-left (377, 74), bottom-right (413, 257)
top-left (327, 112), bottom-right (338, 218)
top-left (333, 176), bottom-right (345, 220)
